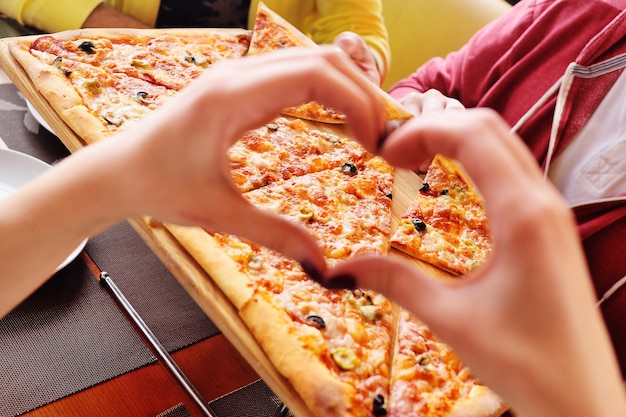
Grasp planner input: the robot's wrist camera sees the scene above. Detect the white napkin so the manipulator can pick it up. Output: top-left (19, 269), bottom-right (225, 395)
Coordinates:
top-left (0, 135), bottom-right (7, 149)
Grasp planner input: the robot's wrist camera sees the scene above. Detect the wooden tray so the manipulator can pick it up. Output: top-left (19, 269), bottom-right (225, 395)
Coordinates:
top-left (0, 33), bottom-right (452, 417)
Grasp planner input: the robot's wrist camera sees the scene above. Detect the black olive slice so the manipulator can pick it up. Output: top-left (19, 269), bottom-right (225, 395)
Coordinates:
top-left (411, 218), bottom-right (427, 232)
top-left (372, 394), bottom-right (387, 416)
top-left (419, 182), bottom-right (430, 192)
top-left (305, 315), bottom-right (326, 329)
top-left (78, 41), bottom-right (96, 54)
top-left (341, 162), bottom-right (358, 176)
top-left (135, 91), bottom-right (150, 104)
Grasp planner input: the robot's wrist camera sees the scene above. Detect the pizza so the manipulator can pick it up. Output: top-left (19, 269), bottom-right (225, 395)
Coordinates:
top-left (165, 222), bottom-right (506, 417)
top-left (390, 154), bottom-right (492, 276)
top-left (247, 1), bottom-right (317, 54)
top-left (4, 3), bottom-right (503, 417)
top-left (165, 223), bottom-right (506, 417)
top-left (246, 2), bottom-right (347, 125)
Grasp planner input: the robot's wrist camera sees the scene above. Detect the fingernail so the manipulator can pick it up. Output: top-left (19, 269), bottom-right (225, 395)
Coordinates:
top-left (300, 260), bottom-right (323, 283)
top-left (324, 274), bottom-right (357, 290)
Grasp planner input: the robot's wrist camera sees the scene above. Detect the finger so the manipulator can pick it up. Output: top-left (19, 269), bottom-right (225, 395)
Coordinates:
top-left (444, 99), bottom-right (465, 111)
top-left (417, 90), bottom-right (453, 114)
top-left (331, 32), bottom-right (380, 85)
top-left (332, 32), bottom-right (367, 58)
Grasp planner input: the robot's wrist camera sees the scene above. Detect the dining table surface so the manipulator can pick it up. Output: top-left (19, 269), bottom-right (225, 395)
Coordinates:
top-left (0, 17), bottom-right (294, 417)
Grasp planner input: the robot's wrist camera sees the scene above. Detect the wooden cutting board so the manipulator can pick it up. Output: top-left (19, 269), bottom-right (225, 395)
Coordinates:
top-left (0, 33), bottom-right (454, 417)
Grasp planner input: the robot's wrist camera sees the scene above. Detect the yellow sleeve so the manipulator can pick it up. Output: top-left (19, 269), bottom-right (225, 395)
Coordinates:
top-left (1, 0), bottom-right (103, 32)
top-left (0, 0), bottom-right (159, 33)
top-left (250, 0), bottom-right (390, 82)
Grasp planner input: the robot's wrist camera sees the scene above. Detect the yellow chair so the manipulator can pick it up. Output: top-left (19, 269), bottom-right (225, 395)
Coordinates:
top-left (382, 0), bottom-right (512, 90)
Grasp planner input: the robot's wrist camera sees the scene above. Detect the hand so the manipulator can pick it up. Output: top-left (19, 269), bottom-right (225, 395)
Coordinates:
top-left (323, 109), bottom-right (626, 417)
top-left (396, 89), bottom-right (464, 117)
top-left (332, 31), bottom-right (382, 86)
top-left (388, 89), bottom-right (465, 172)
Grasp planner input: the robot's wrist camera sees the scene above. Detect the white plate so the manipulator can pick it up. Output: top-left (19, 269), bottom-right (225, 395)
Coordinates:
top-left (0, 149), bottom-right (87, 271)
top-left (26, 100), bottom-right (55, 135)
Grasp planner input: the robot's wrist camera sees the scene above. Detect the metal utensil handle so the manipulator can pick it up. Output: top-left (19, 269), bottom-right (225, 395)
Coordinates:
top-left (99, 271), bottom-right (218, 417)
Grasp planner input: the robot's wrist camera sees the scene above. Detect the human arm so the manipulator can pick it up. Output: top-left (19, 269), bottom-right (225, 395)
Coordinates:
top-left (322, 109), bottom-right (626, 417)
top-left (82, 3), bottom-right (150, 29)
top-left (0, 46), bottom-right (386, 318)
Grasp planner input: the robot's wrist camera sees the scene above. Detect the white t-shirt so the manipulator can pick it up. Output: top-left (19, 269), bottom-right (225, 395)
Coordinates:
top-left (549, 70), bottom-right (626, 205)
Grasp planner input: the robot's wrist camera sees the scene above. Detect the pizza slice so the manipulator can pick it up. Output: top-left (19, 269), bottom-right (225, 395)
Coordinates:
top-left (389, 308), bottom-right (507, 417)
top-left (248, 2), bottom-right (413, 124)
top-left (166, 225), bottom-right (396, 417)
top-left (247, 1), bottom-right (317, 54)
top-left (390, 154), bottom-right (492, 276)
top-left (229, 117), bottom-right (371, 192)
top-left (242, 156), bottom-right (394, 265)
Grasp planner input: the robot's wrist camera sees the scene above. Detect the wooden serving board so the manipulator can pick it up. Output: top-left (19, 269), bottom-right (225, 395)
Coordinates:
top-left (0, 33), bottom-right (453, 417)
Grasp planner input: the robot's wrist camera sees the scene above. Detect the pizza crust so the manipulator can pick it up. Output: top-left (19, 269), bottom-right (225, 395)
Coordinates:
top-left (168, 224), bottom-right (356, 416)
top-left (8, 27), bottom-right (253, 144)
top-left (165, 224), bottom-right (254, 310)
top-left (241, 292), bottom-right (356, 417)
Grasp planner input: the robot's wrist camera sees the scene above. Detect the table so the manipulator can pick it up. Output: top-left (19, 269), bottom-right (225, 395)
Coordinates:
top-left (0, 68), bottom-right (290, 417)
